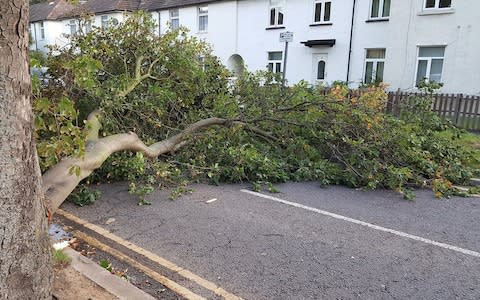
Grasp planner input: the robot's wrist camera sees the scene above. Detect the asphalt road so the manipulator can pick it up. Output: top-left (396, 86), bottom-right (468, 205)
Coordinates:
top-left (61, 182), bottom-right (480, 299)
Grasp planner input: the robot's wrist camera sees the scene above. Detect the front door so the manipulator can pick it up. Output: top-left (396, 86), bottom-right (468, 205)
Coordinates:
top-left (312, 54), bottom-right (328, 85)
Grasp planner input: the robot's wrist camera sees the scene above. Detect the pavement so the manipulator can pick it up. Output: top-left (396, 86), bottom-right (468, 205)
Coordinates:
top-left (63, 247), bottom-right (156, 300)
top-left (59, 182), bottom-right (480, 299)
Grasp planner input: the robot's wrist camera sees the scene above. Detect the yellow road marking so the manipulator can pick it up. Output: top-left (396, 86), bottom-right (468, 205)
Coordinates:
top-left (57, 209), bottom-right (243, 300)
top-left (73, 230), bottom-right (206, 300)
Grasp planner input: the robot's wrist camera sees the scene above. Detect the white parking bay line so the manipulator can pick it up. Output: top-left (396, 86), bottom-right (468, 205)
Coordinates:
top-left (240, 189), bottom-right (480, 258)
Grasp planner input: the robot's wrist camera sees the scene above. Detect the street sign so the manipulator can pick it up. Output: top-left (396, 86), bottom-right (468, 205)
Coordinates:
top-left (279, 31), bottom-right (293, 43)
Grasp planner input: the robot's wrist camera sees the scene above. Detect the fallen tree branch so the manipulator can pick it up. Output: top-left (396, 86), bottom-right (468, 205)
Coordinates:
top-left (41, 112), bottom-right (278, 215)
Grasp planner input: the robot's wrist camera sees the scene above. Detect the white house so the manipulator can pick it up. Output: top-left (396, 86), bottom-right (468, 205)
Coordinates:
top-left (30, 0), bottom-right (480, 95)
top-left (29, 0), bottom-right (136, 52)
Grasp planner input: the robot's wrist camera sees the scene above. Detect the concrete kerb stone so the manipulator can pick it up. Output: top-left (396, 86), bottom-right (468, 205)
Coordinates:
top-left (63, 247), bottom-right (156, 300)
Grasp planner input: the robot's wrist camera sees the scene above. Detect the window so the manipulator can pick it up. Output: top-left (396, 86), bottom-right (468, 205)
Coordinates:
top-left (40, 21), bottom-right (45, 40)
top-left (424, 0), bottom-right (452, 9)
top-left (416, 46), bottom-right (445, 85)
top-left (198, 6), bottom-right (208, 32)
top-left (198, 56), bottom-right (206, 71)
top-left (317, 60), bottom-right (326, 80)
top-left (267, 51), bottom-right (283, 73)
top-left (364, 49), bottom-right (385, 84)
top-left (170, 9), bottom-right (179, 29)
top-left (370, 0), bottom-right (390, 18)
top-left (69, 20), bottom-right (77, 35)
top-left (269, 0), bottom-right (284, 27)
top-left (85, 21), bottom-right (92, 33)
top-left (30, 25), bottom-right (35, 41)
top-left (101, 15), bottom-right (109, 28)
top-left (313, 1), bottom-right (332, 23)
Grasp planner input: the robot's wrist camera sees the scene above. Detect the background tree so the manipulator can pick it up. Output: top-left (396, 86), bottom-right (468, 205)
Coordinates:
top-left (0, 1), bottom-right (53, 298)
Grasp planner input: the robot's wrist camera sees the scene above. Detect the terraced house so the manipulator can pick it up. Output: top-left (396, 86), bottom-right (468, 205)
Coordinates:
top-left (30, 0), bottom-right (480, 94)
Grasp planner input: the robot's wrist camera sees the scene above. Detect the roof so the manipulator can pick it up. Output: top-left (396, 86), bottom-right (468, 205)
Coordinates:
top-left (84, 0), bottom-right (141, 14)
top-left (301, 39), bottom-right (336, 47)
top-left (30, 0), bottom-right (143, 22)
top-left (30, 0), bottom-right (75, 22)
top-left (139, 0), bottom-right (223, 11)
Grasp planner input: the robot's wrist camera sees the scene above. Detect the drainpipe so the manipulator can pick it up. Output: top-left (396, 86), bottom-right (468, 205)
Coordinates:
top-left (235, 0), bottom-right (239, 53)
top-left (34, 22), bottom-right (39, 51)
top-left (157, 11), bottom-right (161, 35)
top-left (346, 0), bottom-right (356, 83)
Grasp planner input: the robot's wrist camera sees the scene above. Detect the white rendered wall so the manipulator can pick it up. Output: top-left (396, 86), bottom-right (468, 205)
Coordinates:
top-left (30, 12), bottom-right (129, 54)
top-left (153, 1), bottom-right (238, 64)
top-left (348, 0), bottom-right (390, 87)
top-left (386, 1), bottom-right (480, 94)
top-left (30, 21), bottom-right (66, 52)
top-left (236, 0), bottom-right (354, 86)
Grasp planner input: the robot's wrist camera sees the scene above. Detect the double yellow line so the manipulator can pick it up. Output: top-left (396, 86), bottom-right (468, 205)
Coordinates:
top-left (57, 209), bottom-right (243, 300)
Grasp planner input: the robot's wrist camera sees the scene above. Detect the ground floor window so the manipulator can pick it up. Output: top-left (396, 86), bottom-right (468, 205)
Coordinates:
top-left (416, 46), bottom-right (445, 85)
top-left (267, 51), bottom-right (283, 73)
top-left (364, 48), bottom-right (385, 84)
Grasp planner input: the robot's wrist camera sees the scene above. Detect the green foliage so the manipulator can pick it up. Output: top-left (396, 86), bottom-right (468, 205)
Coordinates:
top-left (33, 12), bottom-right (477, 202)
top-left (52, 249), bottom-right (71, 267)
top-left (99, 259), bottom-right (112, 272)
top-left (67, 185), bottom-right (101, 206)
top-left (417, 79), bottom-right (444, 93)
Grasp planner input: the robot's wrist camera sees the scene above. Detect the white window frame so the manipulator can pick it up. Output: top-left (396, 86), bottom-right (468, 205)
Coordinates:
top-left (414, 46), bottom-right (445, 86)
top-left (363, 48), bottom-right (386, 84)
top-left (198, 56), bottom-right (206, 71)
top-left (101, 15), bottom-right (109, 28)
top-left (313, 0), bottom-right (332, 24)
top-left (269, 0), bottom-right (285, 27)
top-left (30, 24), bottom-right (35, 41)
top-left (40, 21), bottom-right (45, 40)
top-left (369, 0), bottom-right (390, 19)
top-left (169, 9), bottom-right (180, 30)
top-left (69, 19), bottom-right (77, 35)
top-left (198, 5), bottom-right (208, 33)
top-left (83, 20), bottom-right (92, 33)
top-left (267, 51), bottom-right (283, 74)
top-left (423, 0), bottom-right (452, 10)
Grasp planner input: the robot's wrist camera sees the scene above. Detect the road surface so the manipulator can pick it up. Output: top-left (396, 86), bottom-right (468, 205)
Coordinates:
top-left (60, 182), bottom-right (480, 299)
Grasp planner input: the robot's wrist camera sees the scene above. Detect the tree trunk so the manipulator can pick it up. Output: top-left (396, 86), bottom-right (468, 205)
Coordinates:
top-left (0, 1), bottom-right (53, 299)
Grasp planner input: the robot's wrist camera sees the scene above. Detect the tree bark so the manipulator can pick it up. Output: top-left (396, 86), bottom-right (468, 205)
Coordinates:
top-left (0, 1), bottom-right (53, 299)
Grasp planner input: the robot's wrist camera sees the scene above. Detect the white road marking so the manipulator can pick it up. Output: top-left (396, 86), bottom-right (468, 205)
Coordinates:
top-left (206, 198), bottom-right (218, 204)
top-left (240, 189), bottom-right (480, 258)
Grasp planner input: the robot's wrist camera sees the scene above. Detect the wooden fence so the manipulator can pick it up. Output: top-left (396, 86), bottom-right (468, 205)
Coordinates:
top-left (386, 91), bottom-right (480, 130)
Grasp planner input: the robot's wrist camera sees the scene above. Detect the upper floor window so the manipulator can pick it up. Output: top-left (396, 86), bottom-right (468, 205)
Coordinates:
top-left (364, 48), bottom-right (385, 84)
top-left (269, 0), bottom-right (284, 27)
top-left (69, 20), bottom-right (77, 35)
top-left (101, 15), bottom-right (108, 28)
top-left (416, 46), bottom-right (445, 85)
top-left (267, 51), bottom-right (283, 73)
top-left (40, 21), bottom-right (45, 40)
top-left (313, 0), bottom-right (332, 23)
top-left (370, 0), bottom-right (390, 19)
top-left (198, 6), bottom-right (208, 32)
top-left (170, 9), bottom-right (180, 29)
top-left (424, 0), bottom-right (452, 9)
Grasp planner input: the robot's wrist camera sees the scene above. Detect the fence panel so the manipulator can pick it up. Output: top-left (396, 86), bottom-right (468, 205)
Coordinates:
top-left (385, 91), bottom-right (480, 130)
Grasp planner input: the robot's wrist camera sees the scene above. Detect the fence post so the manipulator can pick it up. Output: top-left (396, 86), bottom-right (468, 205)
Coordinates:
top-left (454, 93), bottom-right (463, 126)
top-left (394, 88), bottom-right (401, 117)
